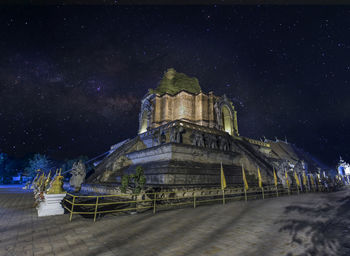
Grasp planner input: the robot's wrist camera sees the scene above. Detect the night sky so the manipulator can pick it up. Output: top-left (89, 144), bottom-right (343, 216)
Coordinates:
top-left (0, 5), bottom-right (349, 167)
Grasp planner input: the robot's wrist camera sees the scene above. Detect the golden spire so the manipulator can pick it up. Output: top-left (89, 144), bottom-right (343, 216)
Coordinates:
top-left (44, 171), bottom-right (51, 190)
top-left (47, 169), bottom-right (65, 194)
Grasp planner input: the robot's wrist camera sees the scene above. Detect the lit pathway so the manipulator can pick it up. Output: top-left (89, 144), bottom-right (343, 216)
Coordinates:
top-left (0, 185), bottom-right (349, 256)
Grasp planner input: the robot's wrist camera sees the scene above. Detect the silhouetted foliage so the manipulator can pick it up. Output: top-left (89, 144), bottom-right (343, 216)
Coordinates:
top-left (61, 155), bottom-right (89, 177)
top-left (0, 153), bottom-right (19, 184)
top-left (24, 153), bottom-right (54, 177)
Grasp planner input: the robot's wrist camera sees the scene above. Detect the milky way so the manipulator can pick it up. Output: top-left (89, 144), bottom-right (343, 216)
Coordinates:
top-left (0, 6), bottom-right (349, 166)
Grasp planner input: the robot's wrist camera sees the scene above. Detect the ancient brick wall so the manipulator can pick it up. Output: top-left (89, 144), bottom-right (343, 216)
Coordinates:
top-left (151, 91), bottom-right (217, 129)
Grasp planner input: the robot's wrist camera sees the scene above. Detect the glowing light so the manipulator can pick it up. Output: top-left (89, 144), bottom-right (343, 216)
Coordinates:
top-left (222, 105), bottom-right (233, 135)
top-left (139, 110), bottom-right (149, 134)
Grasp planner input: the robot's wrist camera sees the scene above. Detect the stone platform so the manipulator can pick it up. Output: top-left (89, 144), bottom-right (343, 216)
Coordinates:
top-left (88, 120), bottom-right (275, 186)
top-left (123, 142), bottom-right (242, 185)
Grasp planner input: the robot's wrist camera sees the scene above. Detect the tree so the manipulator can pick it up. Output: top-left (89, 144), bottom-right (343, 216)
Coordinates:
top-left (121, 174), bottom-right (130, 193)
top-left (24, 154), bottom-right (53, 178)
top-left (0, 153), bottom-right (8, 172)
top-left (0, 153), bottom-right (9, 183)
top-left (131, 166), bottom-right (146, 194)
top-left (121, 166), bottom-right (146, 194)
top-left (61, 156), bottom-right (88, 172)
top-left (61, 155), bottom-right (89, 178)
top-left (0, 153), bottom-right (19, 184)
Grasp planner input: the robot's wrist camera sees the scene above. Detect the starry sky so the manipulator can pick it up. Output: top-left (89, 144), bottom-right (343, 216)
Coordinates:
top-left (0, 5), bottom-right (349, 166)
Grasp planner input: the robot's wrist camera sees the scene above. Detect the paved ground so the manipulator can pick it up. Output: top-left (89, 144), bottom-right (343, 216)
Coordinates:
top-left (0, 185), bottom-right (349, 256)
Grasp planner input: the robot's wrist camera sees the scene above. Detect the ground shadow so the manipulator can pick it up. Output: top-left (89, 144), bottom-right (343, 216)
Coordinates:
top-left (278, 191), bottom-right (350, 256)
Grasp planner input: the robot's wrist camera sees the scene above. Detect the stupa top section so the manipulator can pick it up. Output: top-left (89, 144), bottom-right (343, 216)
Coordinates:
top-left (149, 68), bottom-right (201, 96)
top-left (138, 69), bottom-right (240, 137)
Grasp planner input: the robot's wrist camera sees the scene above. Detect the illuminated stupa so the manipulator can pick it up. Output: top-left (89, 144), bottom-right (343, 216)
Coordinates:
top-left (87, 69), bottom-right (329, 187)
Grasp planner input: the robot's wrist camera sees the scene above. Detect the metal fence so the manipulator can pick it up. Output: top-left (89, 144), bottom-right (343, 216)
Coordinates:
top-left (63, 183), bottom-right (326, 222)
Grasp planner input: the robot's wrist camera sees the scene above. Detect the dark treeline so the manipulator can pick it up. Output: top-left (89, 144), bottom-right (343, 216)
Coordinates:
top-left (0, 152), bottom-right (88, 184)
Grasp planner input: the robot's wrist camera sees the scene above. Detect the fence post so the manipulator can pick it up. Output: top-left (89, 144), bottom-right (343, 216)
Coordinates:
top-left (69, 196), bottom-right (75, 222)
top-left (153, 193), bottom-right (156, 214)
top-left (222, 189), bottom-right (225, 205)
top-left (275, 185), bottom-right (279, 197)
top-left (244, 188), bottom-right (247, 202)
top-left (93, 196), bottom-right (99, 222)
top-left (193, 193), bottom-right (196, 208)
top-left (261, 187), bottom-right (264, 199)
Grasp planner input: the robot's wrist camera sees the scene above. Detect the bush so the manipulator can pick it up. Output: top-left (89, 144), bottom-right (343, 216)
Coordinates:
top-left (121, 166), bottom-right (146, 194)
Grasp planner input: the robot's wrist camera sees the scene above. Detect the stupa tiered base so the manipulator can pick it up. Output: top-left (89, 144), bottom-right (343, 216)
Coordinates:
top-left (37, 193), bottom-right (66, 217)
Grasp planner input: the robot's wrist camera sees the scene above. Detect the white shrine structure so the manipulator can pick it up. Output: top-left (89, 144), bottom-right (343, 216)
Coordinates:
top-left (337, 157), bottom-right (350, 184)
